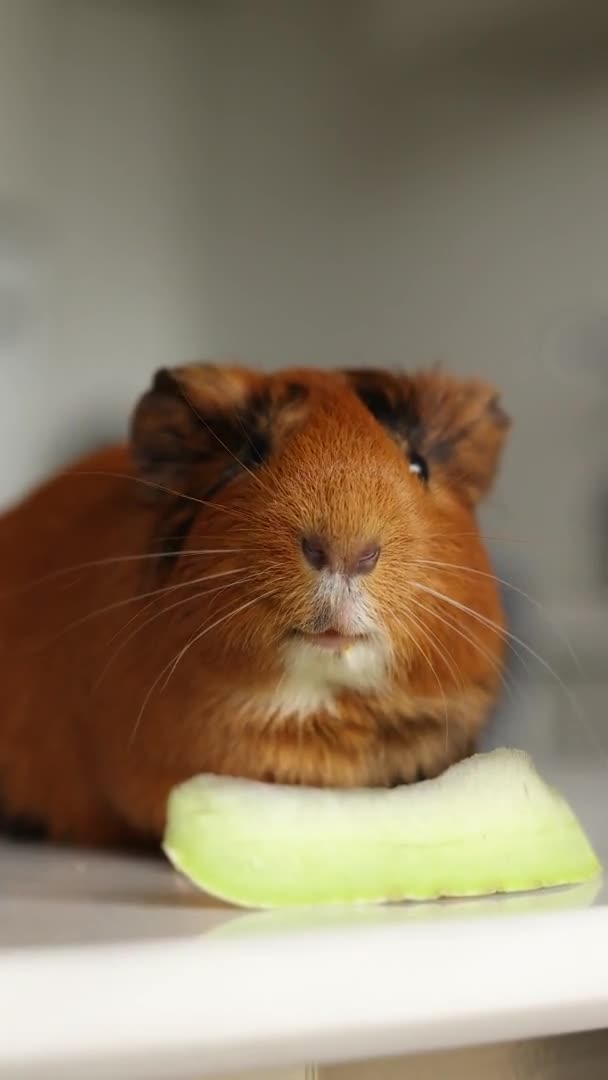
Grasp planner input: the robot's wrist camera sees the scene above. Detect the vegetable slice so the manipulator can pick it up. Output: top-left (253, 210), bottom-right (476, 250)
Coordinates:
top-left (163, 749), bottom-right (601, 909)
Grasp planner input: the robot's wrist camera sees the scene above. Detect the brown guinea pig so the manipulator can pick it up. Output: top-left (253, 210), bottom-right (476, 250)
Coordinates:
top-left (0, 363), bottom-right (510, 847)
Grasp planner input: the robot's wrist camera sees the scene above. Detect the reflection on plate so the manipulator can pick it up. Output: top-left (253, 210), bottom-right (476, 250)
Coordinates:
top-left (203, 879), bottom-right (602, 940)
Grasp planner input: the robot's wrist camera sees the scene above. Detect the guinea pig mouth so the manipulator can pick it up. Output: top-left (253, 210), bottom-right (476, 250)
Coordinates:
top-left (290, 628), bottom-right (368, 652)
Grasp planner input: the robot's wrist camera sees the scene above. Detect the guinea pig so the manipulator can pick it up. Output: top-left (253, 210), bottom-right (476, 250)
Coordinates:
top-left (0, 363), bottom-right (510, 847)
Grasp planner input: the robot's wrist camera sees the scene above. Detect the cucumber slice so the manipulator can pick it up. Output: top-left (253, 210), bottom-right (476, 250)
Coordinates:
top-left (163, 749), bottom-right (601, 909)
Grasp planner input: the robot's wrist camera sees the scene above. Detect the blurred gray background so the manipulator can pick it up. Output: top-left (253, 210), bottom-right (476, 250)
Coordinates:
top-left (1, 0), bottom-right (608, 672)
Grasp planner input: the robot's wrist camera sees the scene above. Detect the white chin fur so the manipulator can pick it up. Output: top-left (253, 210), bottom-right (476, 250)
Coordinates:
top-left (269, 635), bottom-right (389, 719)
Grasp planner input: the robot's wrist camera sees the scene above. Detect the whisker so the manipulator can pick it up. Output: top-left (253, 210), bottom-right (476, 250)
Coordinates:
top-left (390, 610), bottom-right (450, 750)
top-left (129, 588), bottom-right (277, 747)
top-left (398, 604), bottom-right (465, 691)
top-left (422, 531), bottom-right (531, 547)
top-left (232, 406), bottom-right (265, 466)
top-left (411, 582), bottom-right (592, 726)
top-left (415, 583), bottom-right (529, 656)
top-left (413, 582), bottom-right (532, 671)
top-left (106, 564), bottom-right (272, 655)
top-left (410, 557), bottom-right (583, 678)
top-left (95, 569), bottom-right (268, 689)
top-left (36, 568), bottom-right (247, 648)
top-left (0, 548), bottom-right (246, 599)
top-left (413, 583), bottom-right (608, 765)
top-left (157, 576), bottom-right (276, 692)
top-left (181, 390), bottom-right (271, 494)
top-left (69, 470), bottom-right (255, 522)
top-left (411, 558), bottom-right (537, 604)
top-left (407, 594), bottom-right (515, 702)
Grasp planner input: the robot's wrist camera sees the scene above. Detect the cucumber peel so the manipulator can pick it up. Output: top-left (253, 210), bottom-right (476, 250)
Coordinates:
top-left (163, 749), bottom-right (601, 909)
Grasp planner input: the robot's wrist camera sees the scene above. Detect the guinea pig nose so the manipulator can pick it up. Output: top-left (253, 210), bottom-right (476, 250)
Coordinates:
top-left (301, 535), bottom-right (381, 576)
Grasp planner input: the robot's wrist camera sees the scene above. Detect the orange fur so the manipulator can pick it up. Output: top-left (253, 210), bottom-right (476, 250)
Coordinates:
top-left (0, 364), bottom-right (510, 846)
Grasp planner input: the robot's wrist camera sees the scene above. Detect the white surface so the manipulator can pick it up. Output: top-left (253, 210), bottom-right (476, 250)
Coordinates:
top-left (1, 683), bottom-right (608, 1079)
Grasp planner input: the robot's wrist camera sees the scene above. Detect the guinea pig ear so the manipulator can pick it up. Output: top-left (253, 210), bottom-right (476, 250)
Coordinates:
top-left (411, 372), bottom-right (511, 505)
top-left (129, 363), bottom-right (259, 490)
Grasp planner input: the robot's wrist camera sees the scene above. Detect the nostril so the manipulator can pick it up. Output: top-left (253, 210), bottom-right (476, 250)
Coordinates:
top-left (301, 534), bottom-right (331, 572)
top-left (354, 545), bottom-right (381, 575)
top-left (301, 536), bottom-right (381, 574)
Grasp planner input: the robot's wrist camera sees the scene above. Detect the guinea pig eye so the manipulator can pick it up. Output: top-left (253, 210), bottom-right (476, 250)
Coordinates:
top-left (409, 451), bottom-right (429, 483)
